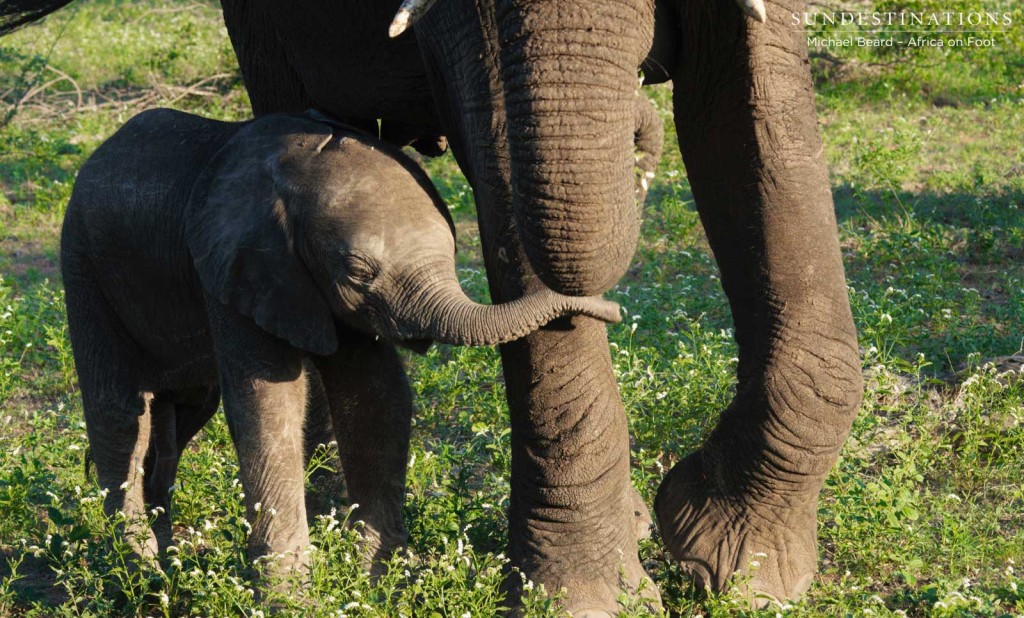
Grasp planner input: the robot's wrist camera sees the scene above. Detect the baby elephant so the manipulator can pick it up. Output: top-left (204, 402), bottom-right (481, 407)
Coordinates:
top-left (60, 108), bottom-right (620, 578)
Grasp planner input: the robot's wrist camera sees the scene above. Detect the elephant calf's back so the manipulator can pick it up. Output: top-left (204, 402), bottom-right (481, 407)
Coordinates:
top-left (61, 109), bottom-right (240, 389)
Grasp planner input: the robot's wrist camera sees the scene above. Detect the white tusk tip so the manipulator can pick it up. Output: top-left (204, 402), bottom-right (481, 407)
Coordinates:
top-left (741, 0), bottom-right (768, 23)
top-left (389, 10), bottom-right (411, 38)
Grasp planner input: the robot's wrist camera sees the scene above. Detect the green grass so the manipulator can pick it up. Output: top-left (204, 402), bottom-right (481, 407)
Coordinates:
top-left (1, 1), bottom-right (1023, 616)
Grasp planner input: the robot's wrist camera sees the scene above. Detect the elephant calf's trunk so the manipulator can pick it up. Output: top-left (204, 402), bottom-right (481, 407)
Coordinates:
top-left (405, 284), bottom-right (621, 348)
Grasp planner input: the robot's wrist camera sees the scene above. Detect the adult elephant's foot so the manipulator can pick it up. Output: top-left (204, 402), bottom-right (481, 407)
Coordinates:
top-left (504, 485), bottom-right (663, 616)
top-left (630, 485), bottom-right (655, 541)
top-left (506, 550), bottom-right (661, 616)
top-left (654, 449), bottom-right (819, 607)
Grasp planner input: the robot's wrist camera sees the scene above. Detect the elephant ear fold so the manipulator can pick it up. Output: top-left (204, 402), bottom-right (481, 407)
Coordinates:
top-left (186, 115), bottom-right (339, 356)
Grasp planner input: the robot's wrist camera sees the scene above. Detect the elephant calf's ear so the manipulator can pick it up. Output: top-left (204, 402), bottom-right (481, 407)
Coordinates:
top-left (186, 116), bottom-right (339, 356)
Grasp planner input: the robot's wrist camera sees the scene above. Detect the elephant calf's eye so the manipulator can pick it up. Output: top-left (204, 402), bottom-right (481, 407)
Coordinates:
top-left (342, 254), bottom-right (378, 285)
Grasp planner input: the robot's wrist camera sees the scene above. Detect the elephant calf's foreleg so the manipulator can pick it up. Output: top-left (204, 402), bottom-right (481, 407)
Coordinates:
top-left (303, 366), bottom-right (347, 520)
top-left (314, 339), bottom-right (411, 577)
top-left (223, 375), bottom-right (311, 577)
top-left (142, 388), bottom-right (220, 553)
top-left (208, 302), bottom-right (313, 581)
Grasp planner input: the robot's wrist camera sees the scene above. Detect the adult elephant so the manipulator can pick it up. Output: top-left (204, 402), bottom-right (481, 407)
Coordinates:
top-left (0, 0), bottom-right (863, 612)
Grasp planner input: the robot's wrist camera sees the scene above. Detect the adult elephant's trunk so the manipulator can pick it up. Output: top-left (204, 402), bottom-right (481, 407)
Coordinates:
top-left (495, 0), bottom-right (656, 297)
top-left (392, 276), bottom-right (621, 347)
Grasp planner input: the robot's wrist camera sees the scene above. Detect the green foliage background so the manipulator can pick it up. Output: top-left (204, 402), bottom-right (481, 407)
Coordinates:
top-left (808, 0), bottom-right (1024, 102)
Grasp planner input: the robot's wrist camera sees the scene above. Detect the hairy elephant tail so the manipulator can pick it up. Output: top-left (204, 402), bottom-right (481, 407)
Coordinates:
top-left (0, 0), bottom-right (76, 36)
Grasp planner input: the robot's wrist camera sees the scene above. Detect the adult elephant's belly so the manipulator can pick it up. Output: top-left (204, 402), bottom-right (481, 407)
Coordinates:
top-left (274, 1), bottom-right (439, 130)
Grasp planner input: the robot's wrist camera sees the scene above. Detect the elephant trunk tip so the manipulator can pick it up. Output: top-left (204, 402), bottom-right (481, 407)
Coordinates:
top-left (569, 295), bottom-right (622, 325)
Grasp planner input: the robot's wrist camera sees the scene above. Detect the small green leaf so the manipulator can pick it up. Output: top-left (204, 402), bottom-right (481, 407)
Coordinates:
top-left (47, 506), bottom-right (71, 527)
top-left (68, 524), bottom-right (90, 542)
top-left (48, 533), bottom-right (64, 556)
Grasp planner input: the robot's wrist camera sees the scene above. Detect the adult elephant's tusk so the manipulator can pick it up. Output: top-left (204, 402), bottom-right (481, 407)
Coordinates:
top-left (736, 0), bottom-right (767, 23)
top-left (389, 0), bottom-right (440, 38)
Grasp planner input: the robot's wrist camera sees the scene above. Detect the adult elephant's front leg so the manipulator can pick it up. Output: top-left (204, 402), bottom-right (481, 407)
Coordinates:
top-left (654, 0), bottom-right (863, 604)
top-left (418, 2), bottom-right (659, 611)
top-left (205, 300), bottom-right (311, 582)
top-left (500, 319), bottom-right (657, 613)
top-left (462, 167), bottom-right (659, 611)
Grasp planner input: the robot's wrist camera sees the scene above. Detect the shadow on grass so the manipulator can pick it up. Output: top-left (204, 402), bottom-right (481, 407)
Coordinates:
top-left (833, 184), bottom-right (1024, 230)
top-left (0, 549), bottom-right (70, 608)
top-left (640, 178), bottom-right (1024, 370)
top-left (833, 183), bottom-right (1024, 368)
top-left (832, 183), bottom-right (1024, 283)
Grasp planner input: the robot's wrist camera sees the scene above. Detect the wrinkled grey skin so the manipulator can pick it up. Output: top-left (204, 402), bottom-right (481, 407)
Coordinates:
top-left (59, 108), bottom-right (621, 576)
top-left (6, 0), bottom-right (865, 612)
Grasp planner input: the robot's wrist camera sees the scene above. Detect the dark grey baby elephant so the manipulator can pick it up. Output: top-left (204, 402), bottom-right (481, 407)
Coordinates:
top-left (60, 108), bottom-right (620, 577)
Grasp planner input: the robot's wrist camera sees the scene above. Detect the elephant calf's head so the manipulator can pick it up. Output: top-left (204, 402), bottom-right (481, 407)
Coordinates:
top-left (186, 111), bottom-right (621, 356)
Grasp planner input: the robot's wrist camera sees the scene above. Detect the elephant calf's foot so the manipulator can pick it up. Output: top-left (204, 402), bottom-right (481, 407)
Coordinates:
top-left (654, 450), bottom-right (819, 607)
top-left (349, 512), bottom-right (407, 579)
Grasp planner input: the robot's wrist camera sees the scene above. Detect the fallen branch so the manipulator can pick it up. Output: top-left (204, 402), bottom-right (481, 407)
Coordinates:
top-left (17, 64), bottom-right (82, 109)
top-left (165, 73), bottom-right (232, 105)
